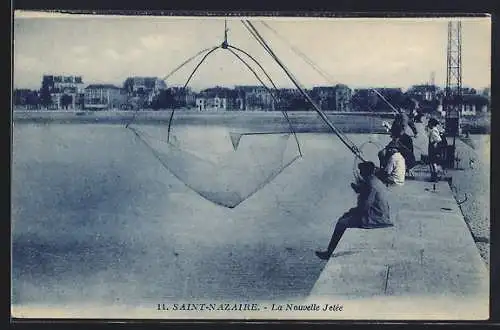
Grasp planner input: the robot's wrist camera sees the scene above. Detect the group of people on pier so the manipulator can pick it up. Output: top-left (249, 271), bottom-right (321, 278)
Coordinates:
top-left (316, 105), bottom-right (448, 260)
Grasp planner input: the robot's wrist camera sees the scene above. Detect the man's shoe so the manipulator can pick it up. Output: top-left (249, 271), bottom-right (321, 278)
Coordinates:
top-left (315, 250), bottom-right (331, 260)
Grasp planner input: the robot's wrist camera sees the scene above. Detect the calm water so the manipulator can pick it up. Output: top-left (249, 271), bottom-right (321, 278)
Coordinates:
top-left (13, 122), bottom-right (487, 307)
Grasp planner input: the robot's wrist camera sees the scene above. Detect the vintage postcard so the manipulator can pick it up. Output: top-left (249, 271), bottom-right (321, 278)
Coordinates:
top-left (11, 11), bottom-right (491, 320)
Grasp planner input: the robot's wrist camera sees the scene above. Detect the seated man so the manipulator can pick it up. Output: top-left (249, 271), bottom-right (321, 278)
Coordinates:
top-left (377, 145), bottom-right (406, 186)
top-left (315, 162), bottom-right (393, 260)
top-left (378, 130), bottom-right (415, 172)
top-left (378, 136), bottom-right (399, 169)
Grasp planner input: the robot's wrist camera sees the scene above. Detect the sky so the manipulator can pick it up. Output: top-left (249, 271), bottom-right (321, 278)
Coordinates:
top-left (13, 12), bottom-right (491, 92)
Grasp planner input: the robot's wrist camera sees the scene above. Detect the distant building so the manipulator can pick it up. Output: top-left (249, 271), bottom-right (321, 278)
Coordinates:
top-left (406, 84), bottom-right (440, 102)
top-left (351, 89), bottom-right (378, 111)
top-left (311, 86), bottom-right (335, 109)
top-left (461, 103), bottom-right (477, 116)
top-left (13, 89), bottom-right (40, 109)
top-left (376, 88), bottom-right (405, 110)
top-left (196, 87), bottom-right (227, 111)
top-left (84, 84), bottom-right (127, 110)
top-left (462, 94), bottom-right (490, 116)
top-left (13, 89), bottom-right (31, 105)
top-left (351, 87), bottom-right (406, 112)
top-left (40, 75), bottom-right (85, 109)
top-left (311, 84), bottom-right (352, 111)
top-left (274, 88), bottom-right (305, 111)
top-left (436, 85), bottom-right (489, 116)
top-left (123, 77), bottom-right (159, 94)
top-left (169, 87), bottom-right (196, 108)
top-left (196, 97), bottom-right (227, 111)
top-left (235, 85), bottom-right (274, 111)
top-left (461, 87), bottom-right (477, 95)
top-left (277, 88), bottom-right (302, 100)
top-left (334, 84), bottom-right (352, 111)
top-left (195, 87), bottom-right (242, 111)
top-left (459, 87), bottom-right (478, 116)
top-left (123, 76), bottom-right (167, 106)
top-left (148, 79), bottom-right (168, 103)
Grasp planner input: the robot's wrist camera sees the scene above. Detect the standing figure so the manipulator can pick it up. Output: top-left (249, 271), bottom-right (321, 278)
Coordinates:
top-left (315, 162), bottom-right (393, 260)
top-left (391, 110), bottom-right (418, 138)
top-left (397, 132), bottom-right (416, 170)
top-left (426, 118), bottom-right (443, 182)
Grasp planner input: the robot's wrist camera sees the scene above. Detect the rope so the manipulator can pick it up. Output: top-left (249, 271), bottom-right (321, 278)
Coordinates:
top-left (228, 45), bottom-right (276, 91)
top-left (256, 23), bottom-right (427, 167)
top-left (126, 25), bottom-right (302, 157)
top-left (260, 21), bottom-right (337, 84)
top-left (158, 39), bottom-right (303, 154)
top-left (258, 22), bottom-right (423, 174)
top-left (244, 20), bottom-right (365, 162)
top-left (166, 46), bottom-right (221, 143)
top-left (162, 47), bottom-right (216, 81)
top-left (245, 21), bottom-right (363, 158)
top-left (242, 21), bottom-right (309, 89)
top-left (125, 46), bottom-right (219, 129)
top-left (260, 21), bottom-right (401, 117)
top-left (244, 21), bottom-right (353, 139)
top-left (227, 45), bottom-right (302, 157)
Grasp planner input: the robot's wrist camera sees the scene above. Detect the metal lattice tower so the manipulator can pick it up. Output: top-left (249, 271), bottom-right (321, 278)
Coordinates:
top-left (444, 20), bottom-right (462, 137)
top-left (442, 20), bottom-right (463, 169)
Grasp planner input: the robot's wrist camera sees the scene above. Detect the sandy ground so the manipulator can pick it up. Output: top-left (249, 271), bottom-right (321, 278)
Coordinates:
top-left (452, 135), bottom-right (490, 265)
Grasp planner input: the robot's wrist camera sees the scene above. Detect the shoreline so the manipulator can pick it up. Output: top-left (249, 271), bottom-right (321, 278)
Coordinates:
top-left (12, 110), bottom-right (490, 134)
top-left (12, 110), bottom-right (395, 134)
top-left (12, 110), bottom-right (396, 118)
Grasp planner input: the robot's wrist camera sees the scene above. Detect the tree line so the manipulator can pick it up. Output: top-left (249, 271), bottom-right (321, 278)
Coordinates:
top-left (13, 85), bottom-right (490, 112)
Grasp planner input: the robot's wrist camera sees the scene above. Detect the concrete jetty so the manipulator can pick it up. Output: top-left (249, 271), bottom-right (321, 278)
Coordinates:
top-left (307, 179), bottom-right (489, 320)
top-left (307, 122), bottom-right (489, 320)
